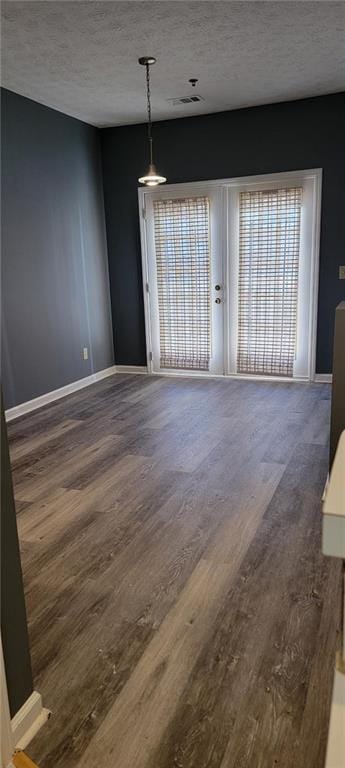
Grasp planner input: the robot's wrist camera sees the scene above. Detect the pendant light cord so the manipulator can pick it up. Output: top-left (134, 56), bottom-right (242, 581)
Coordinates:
top-left (146, 63), bottom-right (153, 164)
top-left (138, 55), bottom-right (165, 183)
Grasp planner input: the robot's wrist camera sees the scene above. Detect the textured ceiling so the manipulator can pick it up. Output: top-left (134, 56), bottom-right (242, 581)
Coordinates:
top-left (1, 1), bottom-right (345, 127)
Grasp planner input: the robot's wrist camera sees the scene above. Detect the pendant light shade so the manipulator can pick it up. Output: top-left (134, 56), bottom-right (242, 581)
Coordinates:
top-left (138, 163), bottom-right (166, 186)
top-left (138, 57), bottom-right (166, 186)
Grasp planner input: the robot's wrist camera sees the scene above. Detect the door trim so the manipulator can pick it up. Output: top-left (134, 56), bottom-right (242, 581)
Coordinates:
top-left (139, 186), bottom-right (225, 375)
top-left (138, 169), bottom-right (322, 380)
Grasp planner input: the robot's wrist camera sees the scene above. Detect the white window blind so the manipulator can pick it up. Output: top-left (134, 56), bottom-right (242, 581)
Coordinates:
top-left (153, 196), bottom-right (211, 370)
top-left (237, 187), bottom-right (303, 377)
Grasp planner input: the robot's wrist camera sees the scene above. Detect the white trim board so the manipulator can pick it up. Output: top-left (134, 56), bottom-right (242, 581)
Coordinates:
top-left (314, 374), bottom-right (332, 383)
top-left (138, 168), bottom-right (323, 199)
top-left (114, 368), bottom-right (331, 383)
top-left (117, 368), bottom-right (333, 385)
top-left (115, 365), bottom-right (148, 374)
top-left (5, 366), bottom-right (117, 422)
top-left (148, 370), bottom-right (312, 384)
top-left (11, 691), bottom-right (50, 751)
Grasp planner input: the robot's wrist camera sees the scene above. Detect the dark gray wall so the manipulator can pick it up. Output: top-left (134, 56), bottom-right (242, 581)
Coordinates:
top-left (1, 398), bottom-right (33, 716)
top-left (330, 302), bottom-right (345, 467)
top-left (1, 89), bottom-right (114, 409)
top-left (101, 93), bottom-right (345, 373)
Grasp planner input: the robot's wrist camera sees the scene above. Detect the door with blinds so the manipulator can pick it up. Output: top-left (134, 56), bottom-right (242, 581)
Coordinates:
top-left (237, 186), bottom-right (302, 377)
top-left (144, 189), bottom-right (224, 375)
top-left (141, 171), bottom-right (320, 381)
top-left (227, 173), bottom-right (319, 380)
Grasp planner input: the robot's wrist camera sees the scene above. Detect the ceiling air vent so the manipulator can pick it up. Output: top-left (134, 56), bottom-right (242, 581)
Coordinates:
top-left (167, 95), bottom-right (205, 106)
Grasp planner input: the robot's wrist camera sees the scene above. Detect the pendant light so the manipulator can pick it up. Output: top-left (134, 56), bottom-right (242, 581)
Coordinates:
top-left (138, 56), bottom-right (166, 186)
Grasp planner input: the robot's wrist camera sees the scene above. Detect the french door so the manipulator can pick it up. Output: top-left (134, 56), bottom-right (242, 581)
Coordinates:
top-left (143, 186), bottom-right (224, 375)
top-left (139, 170), bottom-right (321, 380)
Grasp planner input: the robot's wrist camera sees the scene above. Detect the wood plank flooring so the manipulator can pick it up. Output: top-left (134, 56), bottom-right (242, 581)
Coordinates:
top-left (8, 374), bottom-right (342, 768)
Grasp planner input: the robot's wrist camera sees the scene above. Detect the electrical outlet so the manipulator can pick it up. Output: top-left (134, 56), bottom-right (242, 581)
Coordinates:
top-left (83, 347), bottom-right (88, 360)
top-left (339, 266), bottom-right (345, 280)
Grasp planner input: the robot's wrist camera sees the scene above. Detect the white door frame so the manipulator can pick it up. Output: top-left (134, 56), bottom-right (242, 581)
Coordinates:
top-left (139, 184), bottom-right (226, 376)
top-left (138, 168), bottom-right (322, 381)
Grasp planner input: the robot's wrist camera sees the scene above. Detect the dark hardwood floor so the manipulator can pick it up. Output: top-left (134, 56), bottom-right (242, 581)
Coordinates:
top-left (8, 374), bottom-right (342, 768)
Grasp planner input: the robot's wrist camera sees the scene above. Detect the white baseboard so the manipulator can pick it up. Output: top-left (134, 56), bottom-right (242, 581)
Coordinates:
top-left (11, 691), bottom-right (50, 751)
top-left (322, 473), bottom-right (330, 502)
top-left (116, 368), bottom-right (333, 384)
top-left (115, 365), bottom-right (148, 374)
top-left (314, 374), bottom-right (333, 383)
top-left (6, 365), bottom-right (328, 423)
top-left (5, 366), bottom-right (117, 422)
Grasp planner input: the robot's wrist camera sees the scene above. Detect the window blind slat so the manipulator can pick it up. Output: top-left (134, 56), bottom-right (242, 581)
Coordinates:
top-left (153, 197), bottom-right (211, 371)
top-left (237, 187), bottom-right (302, 377)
